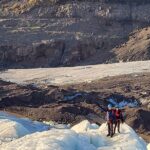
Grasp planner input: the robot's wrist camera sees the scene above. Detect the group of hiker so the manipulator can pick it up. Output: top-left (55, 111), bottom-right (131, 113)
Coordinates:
top-left (106, 104), bottom-right (125, 137)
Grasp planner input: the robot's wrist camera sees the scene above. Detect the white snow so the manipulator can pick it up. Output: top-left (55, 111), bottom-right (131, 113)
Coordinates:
top-left (147, 143), bottom-right (150, 150)
top-left (71, 120), bottom-right (99, 133)
top-left (0, 112), bottom-right (49, 144)
top-left (0, 60), bottom-right (150, 86)
top-left (0, 113), bottom-right (149, 150)
top-left (64, 93), bottom-right (83, 101)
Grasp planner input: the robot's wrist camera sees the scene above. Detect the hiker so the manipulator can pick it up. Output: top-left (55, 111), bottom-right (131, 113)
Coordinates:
top-left (113, 105), bottom-right (124, 134)
top-left (106, 104), bottom-right (115, 137)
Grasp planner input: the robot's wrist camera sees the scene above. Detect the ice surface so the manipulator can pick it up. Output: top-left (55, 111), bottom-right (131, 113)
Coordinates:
top-left (64, 93), bottom-right (82, 101)
top-left (0, 61), bottom-right (150, 86)
top-left (0, 112), bottom-right (149, 150)
top-left (0, 112), bottom-right (49, 144)
top-left (107, 98), bottom-right (139, 108)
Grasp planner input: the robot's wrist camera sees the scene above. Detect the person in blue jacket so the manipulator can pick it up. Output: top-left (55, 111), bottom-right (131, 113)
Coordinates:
top-left (106, 104), bottom-right (116, 137)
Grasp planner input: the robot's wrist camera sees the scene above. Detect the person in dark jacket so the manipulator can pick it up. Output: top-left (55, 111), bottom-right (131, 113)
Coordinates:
top-left (114, 105), bottom-right (124, 134)
top-left (106, 104), bottom-right (115, 137)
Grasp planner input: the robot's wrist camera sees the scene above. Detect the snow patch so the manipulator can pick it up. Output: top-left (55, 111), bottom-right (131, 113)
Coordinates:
top-left (64, 93), bottom-right (83, 101)
top-left (107, 98), bottom-right (139, 108)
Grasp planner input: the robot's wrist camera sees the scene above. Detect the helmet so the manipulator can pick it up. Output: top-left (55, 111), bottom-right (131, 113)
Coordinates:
top-left (108, 104), bottom-right (112, 109)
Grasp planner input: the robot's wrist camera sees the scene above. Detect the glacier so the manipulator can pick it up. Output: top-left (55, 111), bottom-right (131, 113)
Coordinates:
top-left (0, 112), bottom-right (149, 150)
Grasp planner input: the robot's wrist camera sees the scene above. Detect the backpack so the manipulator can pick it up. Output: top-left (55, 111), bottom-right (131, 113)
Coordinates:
top-left (107, 110), bottom-right (115, 121)
top-left (115, 110), bottom-right (121, 117)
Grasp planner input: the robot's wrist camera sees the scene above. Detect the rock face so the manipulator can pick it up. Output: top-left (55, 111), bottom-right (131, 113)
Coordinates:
top-left (0, 0), bottom-right (150, 68)
top-left (0, 40), bottom-right (65, 68)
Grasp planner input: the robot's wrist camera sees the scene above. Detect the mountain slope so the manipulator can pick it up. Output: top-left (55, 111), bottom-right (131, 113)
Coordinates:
top-left (113, 27), bottom-right (150, 62)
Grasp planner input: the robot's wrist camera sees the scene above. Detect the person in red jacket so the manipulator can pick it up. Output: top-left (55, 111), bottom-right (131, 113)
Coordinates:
top-left (114, 106), bottom-right (124, 134)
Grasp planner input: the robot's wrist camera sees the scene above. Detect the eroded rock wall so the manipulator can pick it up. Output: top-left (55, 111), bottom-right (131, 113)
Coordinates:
top-left (0, 0), bottom-right (150, 68)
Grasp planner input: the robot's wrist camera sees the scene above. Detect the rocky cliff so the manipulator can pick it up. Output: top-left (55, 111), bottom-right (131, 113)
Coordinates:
top-left (0, 0), bottom-right (150, 68)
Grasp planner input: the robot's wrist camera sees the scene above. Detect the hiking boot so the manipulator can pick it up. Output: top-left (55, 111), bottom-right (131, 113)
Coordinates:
top-left (107, 134), bottom-right (110, 137)
top-left (111, 133), bottom-right (114, 138)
